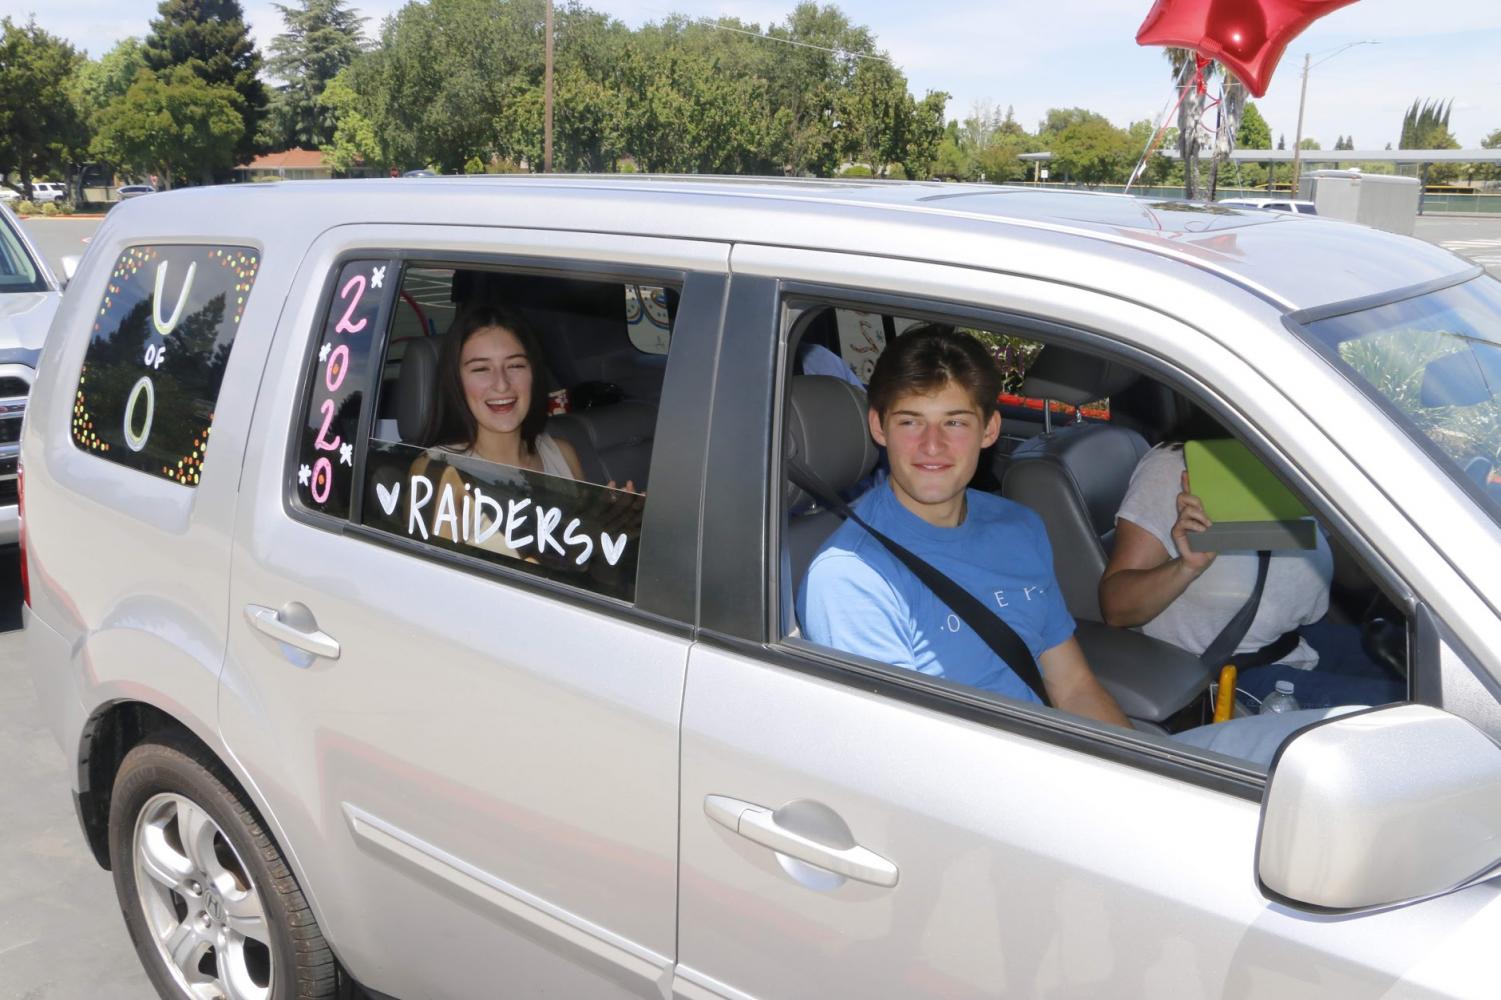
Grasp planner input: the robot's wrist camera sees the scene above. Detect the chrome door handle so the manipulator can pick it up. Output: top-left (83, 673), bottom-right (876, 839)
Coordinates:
top-left (704, 794), bottom-right (898, 887)
top-left (244, 603), bottom-right (341, 661)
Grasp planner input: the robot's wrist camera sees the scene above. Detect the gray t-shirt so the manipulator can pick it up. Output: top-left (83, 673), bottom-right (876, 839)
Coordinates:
top-left (1115, 445), bottom-right (1332, 669)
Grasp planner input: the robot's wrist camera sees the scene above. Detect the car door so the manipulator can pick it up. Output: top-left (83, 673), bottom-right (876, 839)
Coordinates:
top-left (672, 250), bottom-right (1501, 1000)
top-left (220, 225), bottom-right (727, 999)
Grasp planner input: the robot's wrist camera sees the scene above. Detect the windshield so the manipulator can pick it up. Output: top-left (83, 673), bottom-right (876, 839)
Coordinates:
top-left (1303, 275), bottom-right (1501, 517)
top-left (0, 211), bottom-right (46, 294)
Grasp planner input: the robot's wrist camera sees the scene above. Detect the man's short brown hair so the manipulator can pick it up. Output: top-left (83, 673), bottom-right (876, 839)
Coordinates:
top-left (866, 325), bottom-right (1001, 420)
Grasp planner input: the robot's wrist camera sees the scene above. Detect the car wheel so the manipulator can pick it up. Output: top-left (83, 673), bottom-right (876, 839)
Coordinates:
top-left (108, 738), bottom-right (337, 1000)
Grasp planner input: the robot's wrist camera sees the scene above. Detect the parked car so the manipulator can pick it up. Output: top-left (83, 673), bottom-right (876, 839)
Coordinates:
top-left (19, 177), bottom-right (1501, 1000)
top-left (0, 187), bottom-right (18, 203)
top-left (1217, 196), bottom-right (1318, 215)
top-left (0, 201), bottom-right (61, 547)
top-left (116, 184), bottom-right (155, 199)
top-left (401, 168), bottom-right (437, 177)
top-left (29, 181), bottom-right (67, 204)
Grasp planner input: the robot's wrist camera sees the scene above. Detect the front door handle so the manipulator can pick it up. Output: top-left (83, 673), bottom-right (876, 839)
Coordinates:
top-left (244, 602), bottom-right (341, 661)
top-left (705, 794), bottom-right (898, 887)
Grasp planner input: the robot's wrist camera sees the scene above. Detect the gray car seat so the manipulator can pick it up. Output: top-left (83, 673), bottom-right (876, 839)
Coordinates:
top-left (1001, 346), bottom-right (1149, 622)
top-left (782, 375), bottom-right (881, 631)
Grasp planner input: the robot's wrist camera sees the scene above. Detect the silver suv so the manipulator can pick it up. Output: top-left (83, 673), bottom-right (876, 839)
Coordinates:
top-left (0, 202), bottom-right (60, 545)
top-left (19, 178), bottom-right (1501, 1000)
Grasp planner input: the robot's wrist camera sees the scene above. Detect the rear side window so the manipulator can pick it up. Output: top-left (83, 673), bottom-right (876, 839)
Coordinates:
top-left (293, 258), bottom-right (679, 605)
top-left (72, 245), bottom-right (260, 485)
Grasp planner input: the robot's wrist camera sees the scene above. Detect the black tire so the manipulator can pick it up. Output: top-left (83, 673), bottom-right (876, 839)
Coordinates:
top-left (108, 736), bottom-right (337, 1000)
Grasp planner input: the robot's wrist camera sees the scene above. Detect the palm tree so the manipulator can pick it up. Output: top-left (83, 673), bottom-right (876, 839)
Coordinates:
top-left (1163, 49), bottom-right (1245, 200)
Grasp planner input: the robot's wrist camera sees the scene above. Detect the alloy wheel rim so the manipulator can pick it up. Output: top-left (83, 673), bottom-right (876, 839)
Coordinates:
top-left (132, 792), bottom-right (274, 1000)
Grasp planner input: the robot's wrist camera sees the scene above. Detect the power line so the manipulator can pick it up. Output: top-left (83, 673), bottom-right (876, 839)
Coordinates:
top-left (641, 8), bottom-right (892, 64)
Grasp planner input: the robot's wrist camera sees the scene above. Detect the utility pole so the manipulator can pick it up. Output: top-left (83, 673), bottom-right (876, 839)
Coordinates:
top-left (1290, 53), bottom-right (1310, 196)
top-left (544, 0), bottom-right (554, 173)
top-left (1290, 42), bottom-right (1378, 196)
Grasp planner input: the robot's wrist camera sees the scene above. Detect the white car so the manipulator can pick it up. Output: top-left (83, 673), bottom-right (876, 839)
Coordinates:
top-left (17, 177), bottom-right (1501, 1000)
top-left (1217, 196), bottom-right (1318, 215)
top-left (28, 182), bottom-right (67, 204)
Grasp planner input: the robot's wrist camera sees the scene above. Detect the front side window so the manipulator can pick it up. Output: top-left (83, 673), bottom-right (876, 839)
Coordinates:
top-left (1303, 276), bottom-right (1501, 521)
top-left (72, 245), bottom-right (260, 484)
top-left (783, 297), bottom-right (1409, 772)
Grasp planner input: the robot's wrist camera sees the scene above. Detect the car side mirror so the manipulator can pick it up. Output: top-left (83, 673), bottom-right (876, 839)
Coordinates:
top-left (1257, 703), bottom-right (1501, 912)
top-left (60, 254), bottom-right (80, 287)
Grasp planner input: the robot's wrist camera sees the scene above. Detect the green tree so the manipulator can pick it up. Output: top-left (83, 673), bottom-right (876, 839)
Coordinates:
top-left (94, 65), bottom-right (243, 187)
top-left (1236, 102), bottom-right (1271, 150)
top-left (71, 38), bottom-right (147, 132)
top-left (264, 0), bottom-right (366, 149)
top-left (0, 18), bottom-right (87, 199)
top-left (1479, 128), bottom-right (1501, 183)
top-left (1400, 98), bottom-right (1461, 183)
top-left (318, 67), bottom-right (381, 173)
top-left (1050, 115), bottom-right (1134, 186)
top-left (142, 0), bottom-right (265, 166)
top-left (762, 3), bottom-right (880, 176)
top-left (1299, 137), bottom-right (1321, 150)
top-left (974, 109), bottom-right (1034, 183)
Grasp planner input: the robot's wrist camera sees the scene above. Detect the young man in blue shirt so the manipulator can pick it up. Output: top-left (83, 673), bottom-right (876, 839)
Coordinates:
top-left (798, 327), bottom-right (1130, 727)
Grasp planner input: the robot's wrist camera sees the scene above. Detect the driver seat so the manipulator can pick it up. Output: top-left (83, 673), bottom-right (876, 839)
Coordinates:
top-left (1000, 345), bottom-right (1149, 622)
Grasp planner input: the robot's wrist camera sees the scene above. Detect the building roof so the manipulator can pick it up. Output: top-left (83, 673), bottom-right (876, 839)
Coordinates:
top-left (240, 148), bottom-right (328, 171)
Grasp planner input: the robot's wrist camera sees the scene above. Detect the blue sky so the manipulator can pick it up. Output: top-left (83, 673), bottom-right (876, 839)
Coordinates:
top-left (13, 0), bottom-right (1501, 146)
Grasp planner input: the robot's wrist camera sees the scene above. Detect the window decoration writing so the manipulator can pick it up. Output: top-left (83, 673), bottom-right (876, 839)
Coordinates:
top-left (362, 440), bottom-right (643, 603)
top-left (295, 259), bottom-right (388, 519)
top-left (72, 245), bottom-right (260, 485)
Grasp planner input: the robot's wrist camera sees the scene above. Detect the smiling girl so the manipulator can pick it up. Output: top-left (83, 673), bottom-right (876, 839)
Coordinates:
top-left (432, 304), bottom-right (584, 479)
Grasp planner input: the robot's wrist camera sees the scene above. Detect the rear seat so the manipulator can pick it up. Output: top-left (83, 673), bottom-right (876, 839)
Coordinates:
top-left (548, 401), bottom-right (657, 489)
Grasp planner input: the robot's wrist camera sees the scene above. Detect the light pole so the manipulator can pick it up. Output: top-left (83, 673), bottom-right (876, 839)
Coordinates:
top-left (544, 0), bottom-right (554, 173)
top-left (1289, 40), bottom-right (1378, 194)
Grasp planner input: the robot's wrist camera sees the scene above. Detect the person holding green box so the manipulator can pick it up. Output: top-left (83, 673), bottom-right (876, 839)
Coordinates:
top-left (1099, 435), bottom-right (1405, 711)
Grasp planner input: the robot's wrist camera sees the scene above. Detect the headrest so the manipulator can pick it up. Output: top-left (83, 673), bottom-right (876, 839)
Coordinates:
top-left (556, 400), bottom-right (657, 451)
top-left (784, 375), bottom-right (880, 509)
top-left (396, 338), bottom-right (441, 444)
top-left (1021, 345), bottom-right (1141, 407)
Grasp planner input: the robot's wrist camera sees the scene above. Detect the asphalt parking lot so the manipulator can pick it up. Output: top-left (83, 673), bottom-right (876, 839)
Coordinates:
top-left (2, 206), bottom-right (1499, 998)
top-left (0, 552), bottom-right (154, 1000)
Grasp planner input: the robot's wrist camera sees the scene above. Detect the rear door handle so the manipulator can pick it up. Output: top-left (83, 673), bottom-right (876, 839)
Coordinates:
top-left (704, 794), bottom-right (898, 887)
top-left (244, 602), bottom-right (341, 661)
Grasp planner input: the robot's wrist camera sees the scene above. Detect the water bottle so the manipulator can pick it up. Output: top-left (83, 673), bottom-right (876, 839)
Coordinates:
top-left (1260, 680), bottom-right (1300, 714)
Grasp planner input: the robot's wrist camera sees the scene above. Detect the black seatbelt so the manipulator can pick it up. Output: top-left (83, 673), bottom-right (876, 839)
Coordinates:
top-left (788, 459), bottom-right (1052, 708)
top-left (1199, 549), bottom-right (1272, 670)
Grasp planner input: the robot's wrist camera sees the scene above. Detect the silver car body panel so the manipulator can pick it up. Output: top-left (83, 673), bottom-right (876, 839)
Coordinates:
top-left (217, 223), bottom-right (726, 998)
top-left (18, 177), bottom-right (1501, 998)
top-left (675, 645), bottom-right (1501, 1000)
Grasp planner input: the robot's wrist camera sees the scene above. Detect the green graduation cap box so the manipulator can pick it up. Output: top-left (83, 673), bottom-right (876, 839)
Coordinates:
top-left (1182, 439), bottom-right (1316, 552)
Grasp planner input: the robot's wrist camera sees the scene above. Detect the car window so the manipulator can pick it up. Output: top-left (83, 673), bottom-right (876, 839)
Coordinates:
top-left (780, 295), bottom-right (1410, 773)
top-left (71, 245), bottom-right (260, 484)
top-left (293, 258), bottom-right (677, 605)
top-left (1302, 276), bottom-right (1501, 525)
top-left (0, 211), bottom-right (45, 294)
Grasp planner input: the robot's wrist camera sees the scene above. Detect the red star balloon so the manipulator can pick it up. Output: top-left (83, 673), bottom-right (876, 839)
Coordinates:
top-left (1135, 0), bottom-right (1361, 97)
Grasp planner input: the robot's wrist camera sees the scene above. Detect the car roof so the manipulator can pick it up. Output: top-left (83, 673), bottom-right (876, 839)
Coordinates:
top-left (101, 175), bottom-right (1473, 316)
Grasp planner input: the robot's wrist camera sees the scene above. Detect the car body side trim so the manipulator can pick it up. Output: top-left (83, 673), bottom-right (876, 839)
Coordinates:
top-left (341, 803), bottom-right (672, 982)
